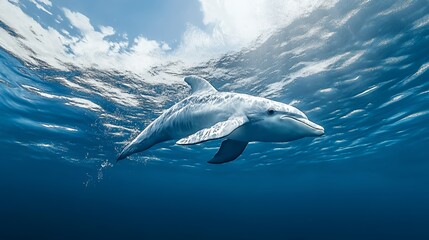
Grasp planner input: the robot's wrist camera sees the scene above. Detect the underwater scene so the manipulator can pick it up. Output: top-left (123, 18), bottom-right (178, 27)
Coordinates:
top-left (1, 0), bottom-right (429, 239)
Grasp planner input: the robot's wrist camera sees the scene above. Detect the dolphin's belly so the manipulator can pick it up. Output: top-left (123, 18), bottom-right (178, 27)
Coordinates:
top-left (229, 123), bottom-right (307, 142)
top-left (228, 124), bottom-right (256, 142)
top-left (228, 124), bottom-right (285, 142)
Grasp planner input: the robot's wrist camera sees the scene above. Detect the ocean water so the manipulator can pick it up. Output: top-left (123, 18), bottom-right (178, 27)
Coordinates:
top-left (1, 1), bottom-right (429, 239)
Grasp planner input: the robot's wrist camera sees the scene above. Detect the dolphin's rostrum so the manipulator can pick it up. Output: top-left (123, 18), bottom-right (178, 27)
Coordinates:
top-left (117, 76), bottom-right (324, 164)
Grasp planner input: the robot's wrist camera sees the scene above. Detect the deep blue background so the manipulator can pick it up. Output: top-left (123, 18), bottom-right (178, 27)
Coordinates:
top-left (1, 144), bottom-right (429, 239)
top-left (1, 0), bottom-right (429, 239)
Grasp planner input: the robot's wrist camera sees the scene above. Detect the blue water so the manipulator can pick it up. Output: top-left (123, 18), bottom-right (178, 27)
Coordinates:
top-left (1, 1), bottom-right (429, 239)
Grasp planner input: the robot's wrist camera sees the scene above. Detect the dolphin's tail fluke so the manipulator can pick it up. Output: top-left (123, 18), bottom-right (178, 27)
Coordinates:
top-left (117, 130), bottom-right (163, 162)
top-left (117, 143), bottom-right (134, 161)
top-left (116, 143), bottom-right (135, 162)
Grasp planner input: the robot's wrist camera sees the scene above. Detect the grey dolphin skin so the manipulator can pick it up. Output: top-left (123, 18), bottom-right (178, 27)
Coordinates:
top-left (117, 76), bottom-right (324, 164)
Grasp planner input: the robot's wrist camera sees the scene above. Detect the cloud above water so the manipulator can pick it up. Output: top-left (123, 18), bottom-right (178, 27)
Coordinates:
top-left (0, 0), bottom-right (337, 82)
top-left (176, 0), bottom-right (338, 59)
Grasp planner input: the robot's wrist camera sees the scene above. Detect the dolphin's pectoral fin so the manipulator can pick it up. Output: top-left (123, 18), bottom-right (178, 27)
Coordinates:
top-left (208, 140), bottom-right (248, 164)
top-left (176, 116), bottom-right (248, 145)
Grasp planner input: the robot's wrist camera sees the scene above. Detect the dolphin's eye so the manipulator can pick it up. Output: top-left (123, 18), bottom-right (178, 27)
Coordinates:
top-left (267, 109), bottom-right (275, 115)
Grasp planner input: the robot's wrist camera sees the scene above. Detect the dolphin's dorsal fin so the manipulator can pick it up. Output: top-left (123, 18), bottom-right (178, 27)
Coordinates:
top-left (184, 76), bottom-right (217, 94)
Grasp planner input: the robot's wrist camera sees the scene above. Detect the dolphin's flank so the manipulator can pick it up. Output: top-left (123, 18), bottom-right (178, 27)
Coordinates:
top-left (117, 76), bottom-right (324, 164)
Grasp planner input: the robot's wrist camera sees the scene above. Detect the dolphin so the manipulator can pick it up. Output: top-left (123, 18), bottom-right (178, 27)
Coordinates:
top-left (117, 76), bottom-right (324, 164)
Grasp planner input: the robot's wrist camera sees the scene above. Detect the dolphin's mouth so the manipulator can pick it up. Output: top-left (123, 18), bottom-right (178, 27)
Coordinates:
top-left (281, 115), bottom-right (324, 132)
